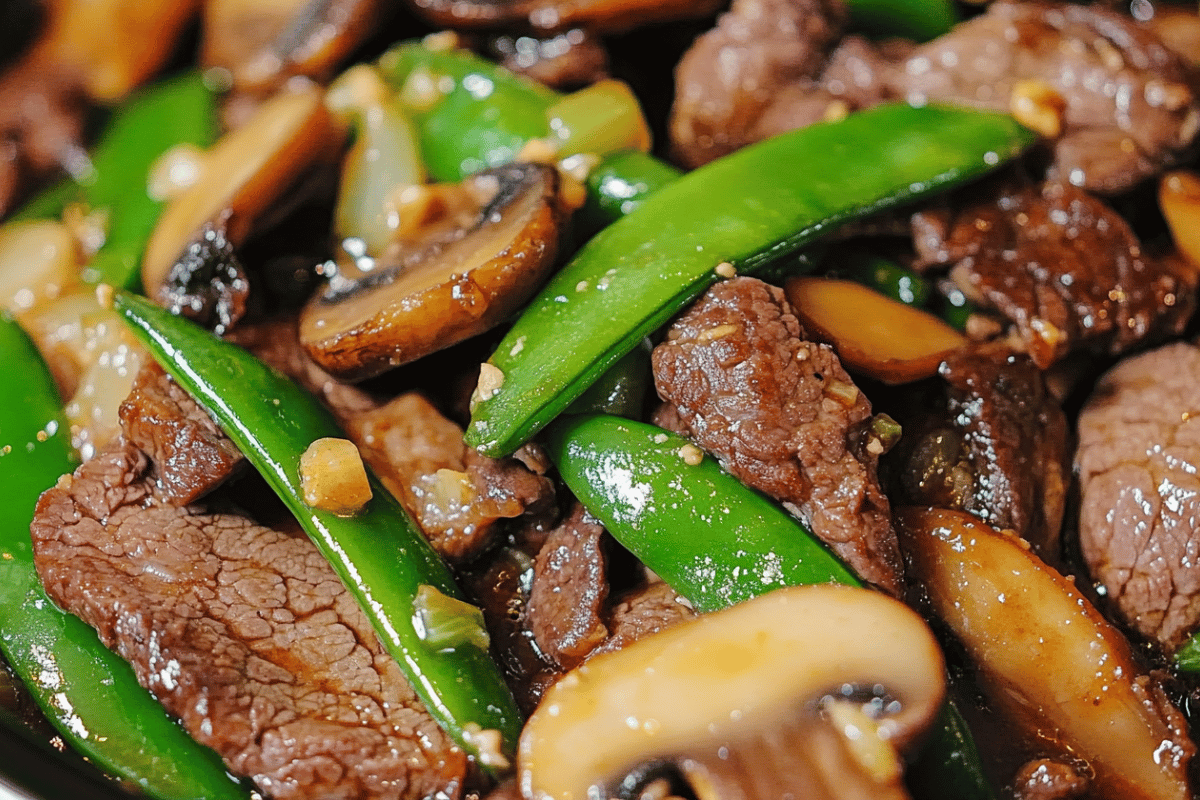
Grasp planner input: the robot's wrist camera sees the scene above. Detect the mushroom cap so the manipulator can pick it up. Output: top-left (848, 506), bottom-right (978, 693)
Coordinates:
top-left (518, 583), bottom-right (946, 800)
top-left (299, 162), bottom-right (566, 380)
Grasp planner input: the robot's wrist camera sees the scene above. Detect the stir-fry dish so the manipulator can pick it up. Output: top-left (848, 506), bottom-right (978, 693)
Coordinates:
top-left (5, 0), bottom-right (1200, 798)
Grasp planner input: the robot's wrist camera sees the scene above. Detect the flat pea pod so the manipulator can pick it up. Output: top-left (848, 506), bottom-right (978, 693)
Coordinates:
top-left (544, 413), bottom-right (995, 799)
top-left (379, 42), bottom-right (676, 233)
top-left (847, 0), bottom-right (958, 41)
top-left (466, 104), bottom-right (1037, 456)
top-left (0, 316), bottom-right (249, 800)
top-left (114, 293), bottom-right (522, 769)
top-left (381, 43), bottom-right (557, 181)
top-left (14, 72), bottom-right (219, 290)
top-left (542, 414), bottom-right (858, 611)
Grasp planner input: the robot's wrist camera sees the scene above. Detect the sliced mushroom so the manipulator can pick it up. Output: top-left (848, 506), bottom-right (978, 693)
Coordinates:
top-left (784, 277), bottom-right (967, 384)
top-left (300, 162), bottom-right (567, 380)
top-left (142, 83), bottom-right (342, 303)
top-left (202, 0), bottom-right (390, 95)
top-left (896, 507), bottom-right (1195, 800)
top-left (407, 0), bottom-right (723, 36)
top-left (519, 584), bottom-right (946, 800)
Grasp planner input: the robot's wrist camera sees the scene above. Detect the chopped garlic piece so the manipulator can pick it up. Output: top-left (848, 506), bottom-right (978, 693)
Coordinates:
top-left (300, 437), bottom-right (373, 516)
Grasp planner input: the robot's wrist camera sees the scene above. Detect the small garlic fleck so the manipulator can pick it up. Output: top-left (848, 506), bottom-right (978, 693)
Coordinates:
top-left (299, 438), bottom-right (373, 516)
top-left (715, 261), bottom-right (737, 278)
top-left (471, 363), bottom-right (506, 410)
top-left (696, 324), bottom-right (739, 342)
top-left (678, 444), bottom-right (704, 465)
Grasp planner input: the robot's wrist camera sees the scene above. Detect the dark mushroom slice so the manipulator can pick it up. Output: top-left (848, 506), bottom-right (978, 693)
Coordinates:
top-left (142, 84), bottom-right (343, 304)
top-left (406, 0), bottom-right (723, 36)
top-left (299, 162), bottom-right (567, 380)
top-left (202, 0), bottom-right (390, 95)
top-left (519, 584), bottom-right (946, 800)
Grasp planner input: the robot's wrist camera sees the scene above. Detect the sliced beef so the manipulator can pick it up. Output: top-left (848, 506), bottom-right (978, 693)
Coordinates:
top-left (1076, 341), bottom-right (1200, 651)
top-left (0, 58), bottom-right (87, 218)
top-left (912, 180), bottom-right (1196, 368)
top-left (671, 1), bottom-right (1200, 192)
top-left (589, 581), bottom-right (696, 657)
top-left (669, 0), bottom-right (849, 168)
top-left (526, 504), bottom-right (609, 670)
top-left (346, 393), bottom-right (556, 562)
top-left (30, 439), bottom-right (466, 800)
top-left (232, 318), bottom-right (556, 562)
top-left (118, 360), bottom-right (244, 505)
top-left (462, 546), bottom-right (563, 716)
top-left (893, 1), bottom-right (1200, 194)
top-left (895, 344), bottom-right (1070, 560)
top-left (651, 276), bottom-right (903, 595)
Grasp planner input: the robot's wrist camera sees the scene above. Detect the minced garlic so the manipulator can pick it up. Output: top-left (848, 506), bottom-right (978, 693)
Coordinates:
top-left (299, 437), bottom-right (373, 516)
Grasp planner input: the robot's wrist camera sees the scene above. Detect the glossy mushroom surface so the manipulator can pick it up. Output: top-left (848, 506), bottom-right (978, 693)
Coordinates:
top-left (519, 583), bottom-right (946, 800)
top-left (300, 161), bottom-right (567, 379)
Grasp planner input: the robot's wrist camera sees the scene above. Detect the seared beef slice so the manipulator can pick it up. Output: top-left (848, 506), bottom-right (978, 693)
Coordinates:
top-left (898, 345), bottom-right (1070, 560)
top-left (1077, 342), bottom-right (1200, 651)
top-left (913, 181), bottom-right (1196, 368)
top-left (652, 277), bottom-right (902, 594)
top-left (118, 361), bottom-right (245, 505)
top-left (31, 440), bottom-right (466, 800)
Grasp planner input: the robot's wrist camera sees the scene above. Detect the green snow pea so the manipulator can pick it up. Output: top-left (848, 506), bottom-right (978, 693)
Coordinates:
top-left (14, 72), bottom-right (219, 290)
top-left (542, 414), bottom-right (857, 611)
top-left (848, 0), bottom-right (958, 42)
top-left (544, 413), bottom-right (994, 799)
top-left (114, 293), bottom-right (522, 769)
top-left (0, 316), bottom-right (248, 799)
top-left (378, 41), bottom-right (678, 232)
top-left (466, 103), bottom-right (1036, 456)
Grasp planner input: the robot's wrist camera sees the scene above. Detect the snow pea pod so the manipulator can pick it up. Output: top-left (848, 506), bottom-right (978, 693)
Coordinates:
top-left (544, 413), bottom-right (994, 799)
top-left (114, 293), bottom-right (522, 769)
top-left (379, 41), bottom-right (675, 233)
top-left (0, 316), bottom-right (248, 800)
top-left (542, 414), bottom-right (858, 610)
top-left (14, 72), bottom-right (219, 290)
top-left (467, 104), bottom-right (1036, 456)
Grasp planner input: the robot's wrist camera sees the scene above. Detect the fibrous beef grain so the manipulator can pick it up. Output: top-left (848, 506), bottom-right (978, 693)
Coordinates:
top-left (651, 277), bottom-right (902, 595)
top-left (1077, 341), bottom-right (1200, 651)
top-left (672, 1), bottom-right (1200, 192)
top-left (118, 360), bottom-right (244, 505)
top-left (670, 0), bottom-right (848, 168)
top-left (912, 180), bottom-right (1196, 368)
top-left (526, 504), bottom-right (609, 670)
top-left (31, 439), bottom-right (466, 800)
top-left (896, 343), bottom-right (1070, 560)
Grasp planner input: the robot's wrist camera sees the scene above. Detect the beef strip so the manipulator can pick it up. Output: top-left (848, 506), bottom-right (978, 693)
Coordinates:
top-left (118, 360), bottom-right (245, 506)
top-left (31, 439), bottom-right (466, 800)
top-left (347, 393), bottom-right (555, 562)
top-left (1076, 341), bottom-right (1200, 651)
top-left (0, 57), bottom-right (87, 218)
top-left (526, 504), bottom-right (610, 670)
top-left (672, 1), bottom-right (1200, 192)
top-left (669, 0), bottom-right (848, 168)
top-left (232, 319), bottom-right (556, 562)
top-left (894, 343), bottom-right (1070, 560)
top-left (893, 1), bottom-right (1200, 194)
top-left (912, 180), bottom-right (1196, 368)
top-left (651, 276), bottom-right (903, 595)
top-left (589, 581), bottom-right (696, 657)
